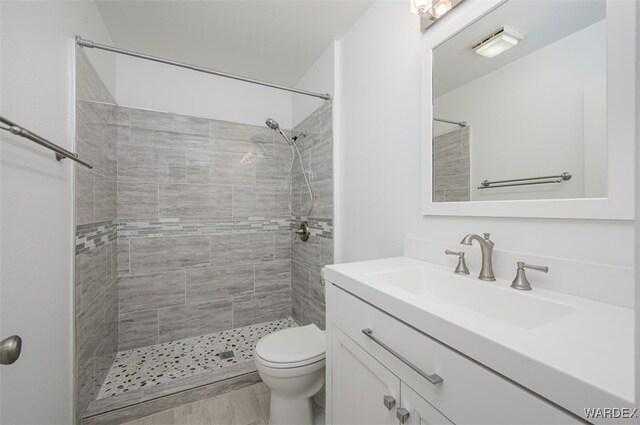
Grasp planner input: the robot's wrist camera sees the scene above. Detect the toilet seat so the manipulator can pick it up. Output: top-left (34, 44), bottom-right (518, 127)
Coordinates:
top-left (255, 324), bottom-right (325, 369)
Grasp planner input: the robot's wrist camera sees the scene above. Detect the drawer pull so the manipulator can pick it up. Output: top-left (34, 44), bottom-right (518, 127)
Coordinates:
top-left (396, 407), bottom-right (410, 424)
top-left (362, 328), bottom-right (443, 385)
top-left (383, 395), bottom-right (396, 410)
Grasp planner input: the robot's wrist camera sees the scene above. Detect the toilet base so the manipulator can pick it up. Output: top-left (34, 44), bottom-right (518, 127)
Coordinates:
top-left (269, 394), bottom-right (313, 425)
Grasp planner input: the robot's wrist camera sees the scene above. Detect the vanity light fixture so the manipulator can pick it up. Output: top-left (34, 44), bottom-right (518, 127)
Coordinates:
top-left (411, 0), bottom-right (452, 18)
top-left (472, 25), bottom-right (524, 58)
top-left (413, 0), bottom-right (463, 30)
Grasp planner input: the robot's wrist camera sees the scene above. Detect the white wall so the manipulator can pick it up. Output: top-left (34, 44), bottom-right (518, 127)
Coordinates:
top-left (116, 55), bottom-right (293, 128)
top-left (292, 42), bottom-right (335, 127)
top-left (435, 21), bottom-right (607, 201)
top-left (336, 0), bottom-right (634, 278)
top-left (0, 2), bottom-right (115, 423)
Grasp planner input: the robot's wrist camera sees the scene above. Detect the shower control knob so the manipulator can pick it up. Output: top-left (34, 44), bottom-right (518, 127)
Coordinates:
top-left (0, 335), bottom-right (22, 365)
top-left (294, 222), bottom-right (310, 242)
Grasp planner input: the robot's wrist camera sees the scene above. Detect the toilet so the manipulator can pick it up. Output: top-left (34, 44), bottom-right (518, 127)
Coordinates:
top-left (254, 324), bottom-right (326, 425)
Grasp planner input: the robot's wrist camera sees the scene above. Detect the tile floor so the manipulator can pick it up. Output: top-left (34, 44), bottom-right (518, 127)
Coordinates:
top-left (121, 382), bottom-right (270, 425)
top-left (98, 318), bottom-right (297, 398)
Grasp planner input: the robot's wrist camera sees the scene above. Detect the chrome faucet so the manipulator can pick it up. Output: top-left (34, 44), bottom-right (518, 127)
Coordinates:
top-left (460, 233), bottom-right (496, 281)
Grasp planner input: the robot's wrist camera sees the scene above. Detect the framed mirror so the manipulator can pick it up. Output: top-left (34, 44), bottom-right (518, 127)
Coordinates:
top-left (421, 0), bottom-right (635, 219)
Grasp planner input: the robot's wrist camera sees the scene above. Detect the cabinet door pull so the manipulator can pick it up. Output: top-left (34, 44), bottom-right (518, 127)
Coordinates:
top-left (396, 407), bottom-right (410, 424)
top-left (362, 328), bottom-right (443, 385)
top-left (383, 395), bottom-right (396, 410)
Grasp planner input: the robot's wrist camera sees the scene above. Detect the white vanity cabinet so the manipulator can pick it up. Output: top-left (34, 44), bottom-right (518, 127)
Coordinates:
top-left (331, 326), bottom-right (452, 425)
top-left (326, 282), bottom-right (583, 425)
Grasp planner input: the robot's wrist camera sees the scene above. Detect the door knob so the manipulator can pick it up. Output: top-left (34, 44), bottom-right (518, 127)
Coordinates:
top-left (396, 407), bottom-right (410, 424)
top-left (0, 335), bottom-right (22, 365)
top-left (383, 395), bottom-right (396, 411)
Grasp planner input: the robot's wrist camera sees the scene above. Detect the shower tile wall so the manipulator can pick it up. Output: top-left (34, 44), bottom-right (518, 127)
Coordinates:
top-left (290, 101), bottom-right (333, 329)
top-left (433, 127), bottom-right (470, 202)
top-left (115, 106), bottom-right (293, 350)
top-left (74, 48), bottom-right (119, 420)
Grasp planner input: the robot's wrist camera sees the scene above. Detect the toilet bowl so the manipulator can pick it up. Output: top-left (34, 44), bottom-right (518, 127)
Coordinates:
top-left (254, 324), bottom-right (326, 425)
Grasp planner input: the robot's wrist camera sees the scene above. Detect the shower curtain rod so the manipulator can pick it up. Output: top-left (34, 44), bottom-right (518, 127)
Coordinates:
top-left (434, 117), bottom-right (467, 127)
top-left (76, 36), bottom-right (331, 101)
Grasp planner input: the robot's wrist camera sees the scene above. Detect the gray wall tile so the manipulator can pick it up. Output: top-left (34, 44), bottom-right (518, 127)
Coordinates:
top-left (118, 271), bottom-right (186, 314)
top-left (119, 310), bottom-right (159, 350)
top-left (255, 260), bottom-right (291, 293)
top-left (255, 156), bottom-right (289, 187)
top-left (186, 151), bottom-right (255, 186)
top-left (129, 127), bottom-right (209, 151)
top-left (186, 266), bottom-right (254, 304)
top-left (75, 49), bottom-right (119, 420)
top-left (309, 179), bottom-right (333, 219)
top-left (320, 237), bottom-right (334, 266)
top-left (76, 48), bottom-right (115, 104)
top-left (309, 270), bottom-right (325, 309)
top-left (159, 184), bottom-right (232, 218)
top-left (130, 236), bottom-right (210, 274)
top-left (291, 290), bottom-right (303, 324)
top-left (118, 145), bottom-right (186, 184)
top-left (76, 166), bottom-right (95, 225)
top-left (117, 238), bottom-right (130, 276)
top-left (130, 108), bottom-right (209, 134)
top-left (80, 245), bottom-right (108, 311)
top-left (292, 235), bottom-right (321, 273)
top-left (76, 102), bottom-right (105, 174)
top-left (95, 175), bottom-right (117, 222)
top-left (117, 182), bottom-right (159, 219)
top-left (274, 232), bottom-right (291, 260)
top-left (77, 293), bottom-right (105, 364)
top-left (310, 139), bottom-right (333, 182)
top-left (433, 127), bottom-right (470, 201)
top-left (158, 300), bottom-right (232, 343)
top-left (232, 186), bottom-right (281, 217)
top-left (292, 260), bottom-right (310, 297)
top-left (210, 120), bottom-right (273, 143)
top-left (210, 233), bottom-right (273, 267)
top-left (232, 289), bottom-right (291, 328)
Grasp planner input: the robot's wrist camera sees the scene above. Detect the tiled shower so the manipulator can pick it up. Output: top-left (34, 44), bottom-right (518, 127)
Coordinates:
top-left (74, 49), bottom-right (333, 423)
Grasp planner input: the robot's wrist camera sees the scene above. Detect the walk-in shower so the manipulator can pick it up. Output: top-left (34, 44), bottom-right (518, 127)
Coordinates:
top-left (266, 118), bottom-right (315, 216)
top-left (74, 38), bottom-right (334, 424)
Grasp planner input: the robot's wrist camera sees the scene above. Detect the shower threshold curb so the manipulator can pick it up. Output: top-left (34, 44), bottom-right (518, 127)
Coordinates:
top-left (81, 370), bottom-right (262, 425)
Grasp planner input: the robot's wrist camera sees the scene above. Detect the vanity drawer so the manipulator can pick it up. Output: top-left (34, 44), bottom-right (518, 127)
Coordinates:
top-left (328, 283), bottom-right (581, 425)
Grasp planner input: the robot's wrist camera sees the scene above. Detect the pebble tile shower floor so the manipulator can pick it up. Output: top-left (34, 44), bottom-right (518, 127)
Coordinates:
top-left (98, 318), bottom-right (297, 399)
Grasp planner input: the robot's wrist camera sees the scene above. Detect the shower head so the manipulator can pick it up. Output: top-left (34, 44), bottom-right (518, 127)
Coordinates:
top-left (265, 118), bottom-right (293, 146)
top-left (265, 118), bottom-right (279, 130)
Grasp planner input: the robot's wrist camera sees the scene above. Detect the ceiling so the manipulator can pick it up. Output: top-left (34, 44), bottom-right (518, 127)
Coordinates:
top-left (433, 0), bottom-right (606, 97)
top-left (95, 1), bottom-right (373, 87)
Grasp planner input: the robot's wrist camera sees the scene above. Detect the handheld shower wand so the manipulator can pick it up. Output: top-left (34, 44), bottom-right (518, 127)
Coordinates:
top-left (265, 118), bottom-right (315, 216)
top-left (265, 118), bottom-right (293, 146)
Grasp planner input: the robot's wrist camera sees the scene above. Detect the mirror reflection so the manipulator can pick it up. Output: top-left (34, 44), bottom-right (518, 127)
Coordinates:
top-left (432, 0), bottom-right (607, 202)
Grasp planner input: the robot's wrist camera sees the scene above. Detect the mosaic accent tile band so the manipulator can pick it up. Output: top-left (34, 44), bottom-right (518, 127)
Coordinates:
top-left (75, 221), bottom-right (117, 255)
top-left (97, 318), bottom-right (297, 399)
top-left (117, 216), bottom-right (293, 239)
top-left (293, 216), bottom-right (333, 238)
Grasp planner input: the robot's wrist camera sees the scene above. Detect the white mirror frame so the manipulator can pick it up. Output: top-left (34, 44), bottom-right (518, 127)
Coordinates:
top-left (421, 0), bottom-right (635, 220)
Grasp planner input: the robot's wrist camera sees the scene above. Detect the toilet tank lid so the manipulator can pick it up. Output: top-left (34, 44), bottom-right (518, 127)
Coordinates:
top-left (255, 324), bottom-right (325, 364)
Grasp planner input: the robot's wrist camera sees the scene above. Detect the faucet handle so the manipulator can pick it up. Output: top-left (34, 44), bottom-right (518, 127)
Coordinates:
top-left (483, 232), bottom-right (491, 240)
top-left (519, 261), bottom-right (549, 273)
top-left (511, 262), bottom-right (549, 290)
top-left (445, 250), bottom-right (470, 275)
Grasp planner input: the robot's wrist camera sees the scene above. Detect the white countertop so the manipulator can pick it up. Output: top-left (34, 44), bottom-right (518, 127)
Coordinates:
top-left (324, 257), bottom-right (635, 423)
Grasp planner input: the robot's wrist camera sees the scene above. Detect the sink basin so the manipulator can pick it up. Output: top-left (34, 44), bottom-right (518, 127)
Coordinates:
top-left (366, 267), bottom-right (578, 330)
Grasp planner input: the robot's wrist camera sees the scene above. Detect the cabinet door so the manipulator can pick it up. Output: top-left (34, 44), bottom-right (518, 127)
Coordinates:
top-left (331, 327), bottom-right (400, 425)
top-left (400, 382), bottom-right (454, 425)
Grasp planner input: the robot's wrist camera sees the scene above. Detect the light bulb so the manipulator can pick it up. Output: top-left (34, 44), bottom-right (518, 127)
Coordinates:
top-left (411, 0), bottom-right (434, 16)
top-left (429, 0), bottom-right (452, 19)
